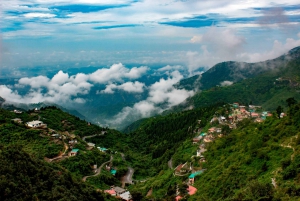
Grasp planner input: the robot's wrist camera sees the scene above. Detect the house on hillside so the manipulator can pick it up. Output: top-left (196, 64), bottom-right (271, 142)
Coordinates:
top-left (251, 112), bottom-right (260, 118)
top-left (26, 120), bottom-right (47, 128)
top-left (208, 127), bottom-right (216, 133)
top-left (98, 147), bottom-right (108, 153)
top-left (192, 135), bottom-right (203, 144)
top-left (87, 142), bottom-right (95, 148)
top-left (176, 185), bottom-right (198, 201)
top-left (175, 162), bottom-right (192, 176)
top-left (104, 189), bottom-right (116, 196)
top-left (70, 148), bottom-right (79, 156)
top-left (203, 134), bottom-right (214, 143)
top-left (13, 109), bottom-right (23, 114)
top-left (11, 118), bottom-right (23, 124)
top-left (189, 170), bottom-right (204, 185)
top-left (119, 191), bottom-right (132, 201)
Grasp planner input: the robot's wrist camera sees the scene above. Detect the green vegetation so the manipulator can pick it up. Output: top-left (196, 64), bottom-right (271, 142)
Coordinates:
top-left (0, 144), bottom-right (115, 201)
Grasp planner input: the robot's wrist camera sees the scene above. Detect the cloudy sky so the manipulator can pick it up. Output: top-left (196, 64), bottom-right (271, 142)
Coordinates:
top-left (1, 0), bottom-right (300, 72)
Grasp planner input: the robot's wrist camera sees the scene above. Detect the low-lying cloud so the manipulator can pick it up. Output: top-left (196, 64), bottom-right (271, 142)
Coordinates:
top-left (99, 81), bottom-right (145, 94)
top-left (220, 81), bottom-right (233, 86)
top-left (188, 26), bottom-right (300, 73)
top-left (0, 63), bottom-right (148, 104)
top-left (106, 70), bottom-right (195, 128)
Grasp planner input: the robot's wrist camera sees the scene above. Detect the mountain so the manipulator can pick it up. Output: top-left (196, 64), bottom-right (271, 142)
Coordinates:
top-left (169, 46), bottom-right (300, 113)
top-left (176, 46), bottom-right (300, 91)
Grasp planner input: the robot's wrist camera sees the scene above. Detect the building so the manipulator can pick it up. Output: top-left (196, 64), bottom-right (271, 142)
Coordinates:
top-left (119, 191), bottom-right (132, 201)
top-left (98, 147), bottom-right (108, 152)
top-left (70, 149), bottom-right (79, 156)
top-left (26, 120), bottom-right (47, 128)
top-left (11, 118), bottom-right (23, 124)
top-left (87, 142), bottom-right (95, 148)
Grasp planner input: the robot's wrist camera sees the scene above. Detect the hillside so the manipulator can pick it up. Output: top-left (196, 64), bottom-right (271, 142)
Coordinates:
top-left (0, 145), bottom-right (114, 201)
top-left (176, 46), bottom-right (300, 91)
top-left (169, 49), bottom-right (300, 113)
top-left (0, 107), bottom-right (127, 200)
top-left (126, 101), bottom-right (300, 200)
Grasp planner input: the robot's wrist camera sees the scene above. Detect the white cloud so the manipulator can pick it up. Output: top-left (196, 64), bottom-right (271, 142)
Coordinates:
top-left (89, 63), bottom-right (148, 83)
top-left (158, 65), bottom-right (183, 71)
top-left (244, 36), bottom-right (300, 62)
top-left (220, 81), bottom-right (234, 86)
top-left (100, 81), bottom-right (145, 94)
top-left (24, 13), bottom-right (56, 18)
top-left (108, 70), bottom-right (194, 128)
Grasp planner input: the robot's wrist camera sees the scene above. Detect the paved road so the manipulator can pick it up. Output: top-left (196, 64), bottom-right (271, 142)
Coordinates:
top-left (123, 167), bottom-right (134, 184)
top-left (120, 152), bottom-right (134, 187)
top-left (82, 155), bottom-right (113, 182)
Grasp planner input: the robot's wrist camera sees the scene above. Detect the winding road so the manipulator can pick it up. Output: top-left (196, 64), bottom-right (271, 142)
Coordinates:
top-left (82, 155), bottom-right (113, 182)
top-left (120, 153), bottom-right (134, 187)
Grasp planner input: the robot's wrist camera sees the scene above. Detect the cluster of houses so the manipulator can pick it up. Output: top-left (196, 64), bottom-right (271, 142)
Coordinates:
top-left (104, 186), bottom-right (132, 201)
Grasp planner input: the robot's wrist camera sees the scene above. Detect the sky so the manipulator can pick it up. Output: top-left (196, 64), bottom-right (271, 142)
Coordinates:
top-left (1, 0), bottom-right (300, 128)
top-left (0, 0), bottom-right (300, 73)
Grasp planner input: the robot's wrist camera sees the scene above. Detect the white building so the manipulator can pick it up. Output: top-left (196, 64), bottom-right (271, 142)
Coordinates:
top-left (26, 120), bottom-right (46, 128)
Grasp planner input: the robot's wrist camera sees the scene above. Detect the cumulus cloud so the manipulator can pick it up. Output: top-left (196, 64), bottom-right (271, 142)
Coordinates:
top-left (89, 63), bottom-right (148, 83)
top-left (0, 63), bottom-right (149, 105)
top-left (107, 70), bottom-right (195, 128)
top-left (99, 81), bottom-right (145, 94)
top-left (220, 81), bottom-right (233, 86)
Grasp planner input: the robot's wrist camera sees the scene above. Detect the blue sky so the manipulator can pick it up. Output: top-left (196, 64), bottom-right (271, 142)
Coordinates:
top-left (1, 0), bottom-right (300, 73)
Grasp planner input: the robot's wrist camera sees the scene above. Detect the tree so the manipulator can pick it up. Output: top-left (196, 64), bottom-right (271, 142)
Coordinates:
top-left (276, 106), bottom-right (283, 118)
top-left (286, 97), bottom-right (297, 107)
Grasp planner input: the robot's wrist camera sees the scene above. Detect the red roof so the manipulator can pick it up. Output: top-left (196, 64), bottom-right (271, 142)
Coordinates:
top-left (176, 195), bottom-right (182, 201)
top-left (176, 164), bottom-right (183, 172)
top-left (188, 185), bottom-right (197, 195)
top-left (104, 189), bottom-right (116, 195)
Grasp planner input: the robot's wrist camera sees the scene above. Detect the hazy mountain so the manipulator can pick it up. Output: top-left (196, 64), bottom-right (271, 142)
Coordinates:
top-left (176, 46), bottom-right (300, 91)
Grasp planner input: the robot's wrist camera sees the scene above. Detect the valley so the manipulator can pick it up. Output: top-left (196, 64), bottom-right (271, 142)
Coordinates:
top-left (1, 47), bottom-right (300, 200)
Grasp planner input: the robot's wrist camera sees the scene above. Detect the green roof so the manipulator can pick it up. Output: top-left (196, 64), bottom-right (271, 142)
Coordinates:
top-left (71, 149), bottom-right (79, 153)
top-left (110, 169), bottom-right (117, 175)
top-left (189, 170), bottom-right (204, 178)
top-left (200, 133), bottom-right (206, 136)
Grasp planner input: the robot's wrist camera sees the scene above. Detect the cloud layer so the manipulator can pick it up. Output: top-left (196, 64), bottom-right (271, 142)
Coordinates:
top-left (0, 63), bottom-right (148, 104)
top-left (106, 70), bottom-right (195, 127)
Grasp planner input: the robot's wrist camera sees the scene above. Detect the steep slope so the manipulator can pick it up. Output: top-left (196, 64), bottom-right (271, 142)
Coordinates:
top-left (190, 103), bottom-right (300, 200)
top-left (169, 49), bottom-right (300, 113)
top-left (176, 46), bottom-right (300, 91)
top-left (0, 145), bottom-right (114, 201)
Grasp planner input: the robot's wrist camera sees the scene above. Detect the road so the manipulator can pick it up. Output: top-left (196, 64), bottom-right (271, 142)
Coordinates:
top-left (120, 152), bottom-right (134, 187)
top-left (47, 142), bottom-right (69, 162)
top-left (168, 158), bottom-right (173, 169)
top-left (123, 167), bottom-right (134, 184)
top-left (82, 155), bottom-right (113, 182)
top-left (82, 133), bottom-right (104, 141)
